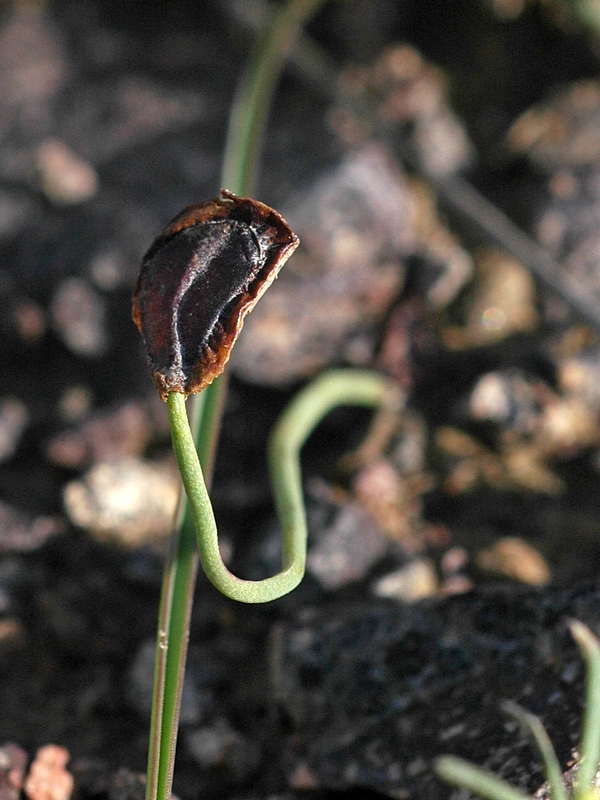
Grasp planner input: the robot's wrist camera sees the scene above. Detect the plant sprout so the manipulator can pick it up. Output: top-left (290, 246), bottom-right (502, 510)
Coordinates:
top-left (435, 621), bottom-right (600, 800)
top-left (137, 3), bottom-right (396, 800)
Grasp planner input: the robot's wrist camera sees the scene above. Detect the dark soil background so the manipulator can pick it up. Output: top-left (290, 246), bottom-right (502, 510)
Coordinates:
top-left (4, 1), bottom-right (600, 799)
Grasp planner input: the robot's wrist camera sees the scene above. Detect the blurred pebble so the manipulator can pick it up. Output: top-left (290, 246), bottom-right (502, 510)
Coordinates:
top-left (0, 742), bottom-right (27, 800)
top-left (35, 139), bottom-right (98, 205)
top-left (307, 502), bottom-right (389, 590)
top-left (63, 458), bottom-right (178, 547)
top-left (184, 719), bottom-right (260, 782)
top-left (127, 639), bottom-right (204, 725)
top-left (0, 2), bottom-right (66, 137)
top-left (0, 397), bottom-right (28, 462)
top-left (436, 426), bottom-right (505, 493)
top-left (476, 537), bottom-right (551, 585)
top-left (436, 424), bottom-right (568, 495)
top-left (0, 501), bottom-right (62, 553)
top-left (333, 43), bottom-right (474, 176)
top-left (502, 441), bottom-right (564, 494)
top-left (537, 393), bottom-right (600, 454)
top-left (24, 746), bottom-right (73, 800)
top-left (508, 79), bottom-right (600, 169)
top-left (50, 278), bottom-right (107, 357)
top-left (469, 370), bottom-right (541, 432)
top-left (88, 250), bottom-right (126, 291)
top-left (47, 401), bottom-right (152, 468)
top-left (444, 251), bottom-right (538, 348)
top-left (12, 298), bottom-right (46, 344)
top-left (440, 546), bottom-right (469, 576)
top-left (558, 351), bottom-right (600, 407)
top-left (352, 458), bottom-right (431, 550)
top-left (372, 558), bottom-right (438, 601)
top-left (56, 386), bottom-right (93, 424)
top-left (0, 190), bottom-right (36, 239)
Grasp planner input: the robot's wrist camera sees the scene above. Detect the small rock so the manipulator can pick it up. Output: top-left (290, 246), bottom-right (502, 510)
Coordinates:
top-left (333, 43), bottom-right (474, 176)
top-left (0, 501), bottom-right (62, 553)
top-left (558, 349), bottom-right (600, 409)
top-left (440, 546), bottom-right (469, 576)
top-left (50, 278), bottom-right (107, 357)
top-left (372, 558), bottom-right (438, 601)
top-left (88, 250), bottom-right (126, 291)
top-left (47, 401), bottom-right (153, 468)
top-left (24, 746), bottom-right (73, 800)
top-left (445, 251), bottom-right (538, 347)
top-left (537, 393), bottom-right (600, 454)
top-left (0, 2), bottom-right (66, 132)
top-left (63, 458), bottom-right (179, 547)
top-left (407, 181), bottom-right (474, 308)
top-left (352, 458), bottom-right (429, 549)
top-left (307, 500), bottom-right (390, 591)
top-left (469, 370), bottom-right (541, 432)
top-left (0, 398), bottom-right (28, 462)
top-left (476, 537), bottom-right (552, 585)
top-left (55, 386), bottom-right (93, 424)
top-left (35, 139), bottom-right (98, 205)
top-left (508, 79), bottom-right (600, 169)
top-left (12, 299), bottom-right (46, 344)
top-left (0, 742), bottom-right (27, 800)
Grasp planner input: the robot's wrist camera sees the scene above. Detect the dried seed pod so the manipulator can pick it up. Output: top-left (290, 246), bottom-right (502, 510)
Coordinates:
top-left (133, 190), bottom-right (299, 400)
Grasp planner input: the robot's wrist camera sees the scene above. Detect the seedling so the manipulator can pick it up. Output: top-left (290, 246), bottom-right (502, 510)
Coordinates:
top-left (133, 2), bottom-right (394, 800)
top-left (436, 621), bottom-right (600, 800)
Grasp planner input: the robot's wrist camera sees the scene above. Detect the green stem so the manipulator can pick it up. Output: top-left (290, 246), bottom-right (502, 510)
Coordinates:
top-left (167, 369), bottom-right (392, 603)
top-left (145, 389), bottom-right (207, 800)
top-left (145, 1), bottom-right (332, 798)
top-left (221, 0), bottom-right (329, 193)
top-left (502, 701), bottom-right (567, 800)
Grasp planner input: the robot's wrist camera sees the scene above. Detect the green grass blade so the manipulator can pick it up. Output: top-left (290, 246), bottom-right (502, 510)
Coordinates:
top-left (570, 620), bottom-right (600, 794)
top-left (502, 701), bottom-right (567, 800)
top-left (221, 0), bottom-right (331, 194)
top-left (435, 756), bottom-right (531, 800)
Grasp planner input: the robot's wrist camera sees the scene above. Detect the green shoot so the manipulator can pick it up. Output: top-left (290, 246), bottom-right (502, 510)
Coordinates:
top-left (167, 370), bottom-right (392, 603)
top-left (435, 621), bottom-right (600, 800)
top-left (144, 2), bottom-right (360, 800)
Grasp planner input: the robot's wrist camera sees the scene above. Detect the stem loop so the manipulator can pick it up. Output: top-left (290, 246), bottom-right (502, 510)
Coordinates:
top-left (167, 369), bottom-right (394, 603)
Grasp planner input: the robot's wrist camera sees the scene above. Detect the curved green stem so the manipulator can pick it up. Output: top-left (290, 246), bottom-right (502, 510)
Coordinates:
top-left (167, 369), bottom-right (393, 603)
top-left (146, 1), bottom-right (337, 798)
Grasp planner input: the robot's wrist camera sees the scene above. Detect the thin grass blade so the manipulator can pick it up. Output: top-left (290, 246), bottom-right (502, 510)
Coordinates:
top-left (570, 620), bottom-right (600, 794)
top-left (502, 701), bottom-right (567, 800)
top-left (435, 756), bottom-right (532, 800)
